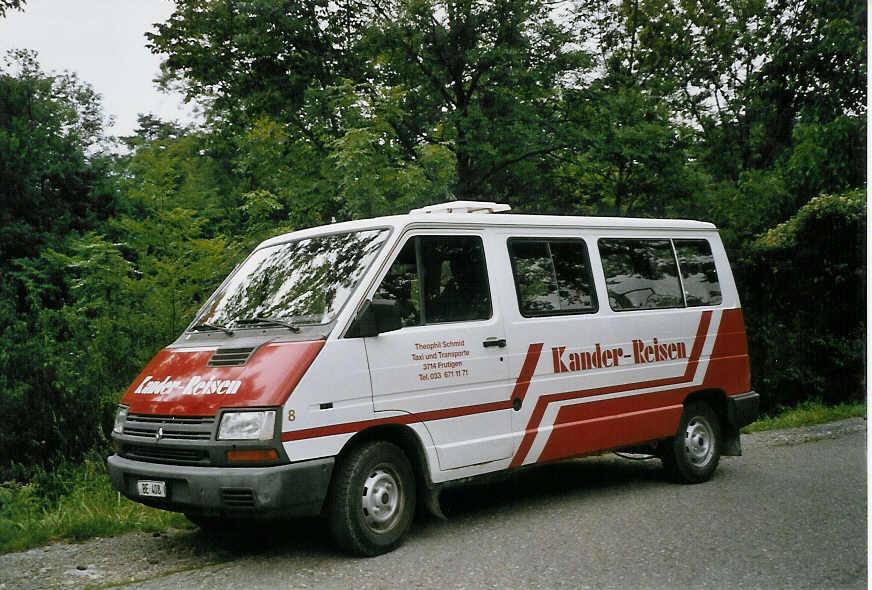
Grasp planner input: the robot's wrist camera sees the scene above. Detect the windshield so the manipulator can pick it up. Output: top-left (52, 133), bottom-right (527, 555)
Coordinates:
top-left (192, 229), bottom-right (389, 328)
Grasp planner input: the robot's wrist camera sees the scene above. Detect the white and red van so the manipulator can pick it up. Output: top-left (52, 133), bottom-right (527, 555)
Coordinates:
top-left (108, 201), bottom-right (759, 555)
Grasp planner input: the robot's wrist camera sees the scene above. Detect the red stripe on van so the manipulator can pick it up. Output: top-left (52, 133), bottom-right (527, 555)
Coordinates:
top-left (508, 310), bottom-right (713, 467)
top-left (702, 308), bottom-right (751, 395)
top-left (281, 343), bottom-right (544, 443)
top-left (511, 343), bottom-right (544, 405)
top-left (536, 389), bottom-right (691, 463)
top-left (280, 399), bottom-right (513, 442)
top-left (534, 309), bottom-right (751, 464)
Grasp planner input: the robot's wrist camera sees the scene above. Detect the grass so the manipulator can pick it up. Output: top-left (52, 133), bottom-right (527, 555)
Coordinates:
top-left (0, 455), bottom-right (192, 554)
top-left (742, 399), bottom-right (866, 433)
top-left (0, 400), bottom-right (864, 555)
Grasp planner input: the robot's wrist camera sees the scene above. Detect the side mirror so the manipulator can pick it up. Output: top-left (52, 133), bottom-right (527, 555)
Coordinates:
top-left (347, 299), bottom-right (403, 338)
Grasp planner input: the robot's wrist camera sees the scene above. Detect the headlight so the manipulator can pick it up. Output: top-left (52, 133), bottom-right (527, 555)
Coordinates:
top-left (218, 410), bottom-right (276, 441)
top-left (113, 405), bottom-right (128, 434)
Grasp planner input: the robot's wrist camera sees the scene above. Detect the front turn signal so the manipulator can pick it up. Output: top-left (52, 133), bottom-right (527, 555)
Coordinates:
top-left (226, 449), bottom-right (280, 463)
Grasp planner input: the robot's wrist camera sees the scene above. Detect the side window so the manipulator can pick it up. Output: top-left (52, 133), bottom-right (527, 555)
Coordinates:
top-left (508, 239), bottom-right (597, 316)
top-left (675, 239), bottom-right (722, 306)
top-left (599, 238), bottom-right (683, 311)
top-left (372, 239), bottom-right (421, 327)
top-left (373, 235), bottom-right (492, 325)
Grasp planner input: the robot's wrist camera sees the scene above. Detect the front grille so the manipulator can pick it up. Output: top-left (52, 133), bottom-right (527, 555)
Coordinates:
top-left (123, 414), bottom-right (214, 441)
top-left (120, 413), bottom-right (215, 465)
top-left (126, 415), bottom-right (214, 425)
top-left (222, 488), bottom-right (256, 507)
top-left (125, 445), bottom-right (209, 464)
top-left (208, 347), bottom-right (256, 367)
top-left (123, 426), bottom-right (211, 441)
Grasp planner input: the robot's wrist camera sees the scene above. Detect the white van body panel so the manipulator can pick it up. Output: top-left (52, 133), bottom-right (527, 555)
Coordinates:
top-left (280, 338), bottom-right (373, 461)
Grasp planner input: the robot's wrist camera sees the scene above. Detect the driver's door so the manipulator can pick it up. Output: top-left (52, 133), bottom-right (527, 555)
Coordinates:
top-left (362, 232), bottom-right (513, 470)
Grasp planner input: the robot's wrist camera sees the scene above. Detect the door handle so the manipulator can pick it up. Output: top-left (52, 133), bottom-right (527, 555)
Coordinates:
top-left (483, 338), bottom-right (506, 348)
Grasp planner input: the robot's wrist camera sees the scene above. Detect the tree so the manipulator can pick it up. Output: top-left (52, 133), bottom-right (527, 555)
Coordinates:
top-left (0, 49), bottom-right (114, 266)
top-left (553, 86), bottom-right (704, 217)
top-left (147, 0), bottom-right (595, 210)
top-left (354, 0), bottom-right (592, 202)
top-left (0, 50), bottom-right (121, 471)
top-left (148, 0), bottom-right (363, 135)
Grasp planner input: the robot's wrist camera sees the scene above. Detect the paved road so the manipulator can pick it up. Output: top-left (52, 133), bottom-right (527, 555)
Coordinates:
top-left (2, 422), bottom-right (866, 589)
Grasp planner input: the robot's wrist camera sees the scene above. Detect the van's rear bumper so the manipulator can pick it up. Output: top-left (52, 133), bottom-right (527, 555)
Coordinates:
top-left (107, 454), bottom-right (334, 518)
top-left (727, 391), bottom-right (760, 428)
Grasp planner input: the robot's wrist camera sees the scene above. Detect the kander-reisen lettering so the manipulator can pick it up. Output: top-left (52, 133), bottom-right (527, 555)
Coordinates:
top-left (134, 375), bottom-right (242, 396)
top-left (552, 337), bottom-right (687, 374)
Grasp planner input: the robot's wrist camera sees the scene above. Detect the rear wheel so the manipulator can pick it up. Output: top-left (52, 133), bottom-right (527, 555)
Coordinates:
top-left (662, 402), bottom-right (722, 483)
top-left (327, 441), bottom-right (416, 556)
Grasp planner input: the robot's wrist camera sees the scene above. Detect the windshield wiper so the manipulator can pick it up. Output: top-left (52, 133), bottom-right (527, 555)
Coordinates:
top-left (235, 317), bottom-right (301, 333)
top-left (190, 322), bottom-right (234, 336)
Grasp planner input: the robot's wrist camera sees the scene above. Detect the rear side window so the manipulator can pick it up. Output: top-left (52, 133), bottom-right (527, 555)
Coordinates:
top-left (508, 239), bottom-right (597, 317)
top-left (373, 235), bottom-right (492, 325)
top-left (599, 238), bottom-right (684, 311)
top-left (675, 239), bottom-right (722, 306)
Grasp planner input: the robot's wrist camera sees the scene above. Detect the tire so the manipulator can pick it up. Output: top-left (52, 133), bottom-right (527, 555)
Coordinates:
top-left (661, 401), bottom-right (722, 483)
top-left (327, 441), bottom-right (416, 556)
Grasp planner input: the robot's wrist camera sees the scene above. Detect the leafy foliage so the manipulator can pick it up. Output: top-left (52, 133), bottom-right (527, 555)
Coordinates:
top-left (0, 50), bottom-right (113, 265)
top-left (741, 190), bottom-right (866, 409)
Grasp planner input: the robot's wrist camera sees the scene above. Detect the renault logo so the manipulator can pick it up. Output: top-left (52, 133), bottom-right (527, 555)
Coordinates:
top-left (155, 427), bottom-right (164, 442)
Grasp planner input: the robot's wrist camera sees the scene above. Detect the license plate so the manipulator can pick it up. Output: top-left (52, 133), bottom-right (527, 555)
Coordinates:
top-left (137, 480), bottom-right (167, 498)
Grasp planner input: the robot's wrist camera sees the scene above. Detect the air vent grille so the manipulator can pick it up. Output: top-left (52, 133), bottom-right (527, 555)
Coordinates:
top-left (124, 445), bottom-right (208, 464)
top-left (208, 347), bottom-right (256, 367)
top-left (222, 488), bottom-right (256, 507)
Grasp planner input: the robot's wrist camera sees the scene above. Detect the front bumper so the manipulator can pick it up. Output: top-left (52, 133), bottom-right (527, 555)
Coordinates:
top-left (107, 454), bottom-right (334, 518)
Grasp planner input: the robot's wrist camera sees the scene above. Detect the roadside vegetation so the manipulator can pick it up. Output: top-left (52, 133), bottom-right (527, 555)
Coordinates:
top-left (741, 400), bottom-right (866, 434)
top-left (0, 454), bottom-right (191, 554)
top-left (0, 402), bottom-right (864, 554)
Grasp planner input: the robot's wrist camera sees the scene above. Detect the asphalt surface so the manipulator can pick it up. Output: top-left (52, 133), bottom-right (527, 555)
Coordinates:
top-left (1, 419), bottom-right (866, 589)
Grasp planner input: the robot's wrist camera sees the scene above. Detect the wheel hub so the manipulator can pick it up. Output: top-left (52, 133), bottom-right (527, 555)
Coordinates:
top-left (684, 417), bottom-right (714, 466)
top-left (361, 466), bottom-right (402, 532)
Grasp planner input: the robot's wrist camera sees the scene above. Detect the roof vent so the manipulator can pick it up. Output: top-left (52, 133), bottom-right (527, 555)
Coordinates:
top-left (409, 201), bottom-right (511, 215)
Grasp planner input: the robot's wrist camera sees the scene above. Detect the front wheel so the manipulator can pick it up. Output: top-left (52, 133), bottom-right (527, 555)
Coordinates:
top-left (327, 441), bottom-right (416, 556)
top-left (661, 402), bottom-right (722, 483)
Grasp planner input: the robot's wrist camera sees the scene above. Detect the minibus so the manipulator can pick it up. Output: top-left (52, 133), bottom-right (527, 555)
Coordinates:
top-left (109, 201), bottom-right (759, 555)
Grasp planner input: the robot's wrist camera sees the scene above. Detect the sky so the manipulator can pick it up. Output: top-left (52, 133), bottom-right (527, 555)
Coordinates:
top-left (0, 0), bottom-right (197, 139)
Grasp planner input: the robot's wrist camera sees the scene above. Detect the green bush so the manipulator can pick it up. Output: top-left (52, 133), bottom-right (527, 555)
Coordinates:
top-left (739, 189), bottom-right (865, 411)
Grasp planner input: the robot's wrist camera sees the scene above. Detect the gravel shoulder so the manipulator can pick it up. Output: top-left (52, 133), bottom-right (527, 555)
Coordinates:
top-left (0, 418), bottom-right (865, 590)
